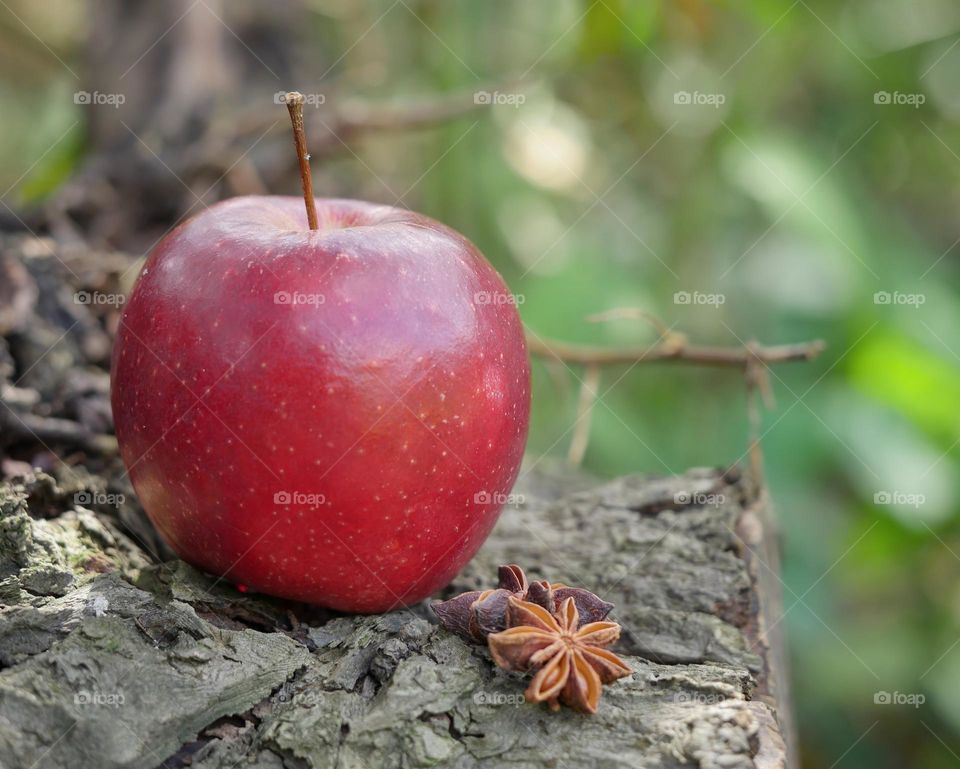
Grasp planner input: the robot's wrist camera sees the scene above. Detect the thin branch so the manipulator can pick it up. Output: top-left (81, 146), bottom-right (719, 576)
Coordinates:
top-left (586, 307), bottom-right (674, 338)
top-left (744, 355), bottom-right (769, 487)
top-left (567, 364), bottom-right (601, 467)
top-left (526, 333), bottom-right (825, 368)
top-left (327, 89), bottom-right (491, 138)
top-left (235, 82), bottom-right (518, 151)
top-left (527, 321), bottom-right (824, 476)
top-left (0, 408), bottom-right (118, 456)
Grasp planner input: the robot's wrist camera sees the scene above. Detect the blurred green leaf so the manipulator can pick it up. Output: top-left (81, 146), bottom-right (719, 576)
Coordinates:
top-left (848, 333), bottom-right (960, 442)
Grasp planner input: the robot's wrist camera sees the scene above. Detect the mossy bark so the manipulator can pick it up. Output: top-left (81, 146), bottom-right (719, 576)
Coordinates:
top-left (0, 465), bottom-right (790, 769)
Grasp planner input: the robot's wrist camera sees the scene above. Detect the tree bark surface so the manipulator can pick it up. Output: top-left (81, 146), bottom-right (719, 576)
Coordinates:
top-left (0, 463), bottom-right (792, 769)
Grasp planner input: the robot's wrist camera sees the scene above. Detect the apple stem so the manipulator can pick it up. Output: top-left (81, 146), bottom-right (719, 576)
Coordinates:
top-left (284, 91), bottom-right (319, 231)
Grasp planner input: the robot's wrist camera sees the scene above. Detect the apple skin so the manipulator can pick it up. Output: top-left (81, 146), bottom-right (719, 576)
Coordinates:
top-left (111, 196), bottom-right (530, 612)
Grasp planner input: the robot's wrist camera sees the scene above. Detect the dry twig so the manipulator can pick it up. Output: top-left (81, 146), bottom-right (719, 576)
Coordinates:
top-left (526, 334), bottom-right (824, 368)
top-left (526, 317), bottom-right (824, 473)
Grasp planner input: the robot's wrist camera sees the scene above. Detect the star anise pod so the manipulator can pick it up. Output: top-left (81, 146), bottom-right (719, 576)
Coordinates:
top-left (487, 596), bottom-right (632, 714)
top-left (431, 564), bottom-right (613, 643)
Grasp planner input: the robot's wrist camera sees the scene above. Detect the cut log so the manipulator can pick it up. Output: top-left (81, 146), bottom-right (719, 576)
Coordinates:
top-left (0, 463), bottom-right (792, 769)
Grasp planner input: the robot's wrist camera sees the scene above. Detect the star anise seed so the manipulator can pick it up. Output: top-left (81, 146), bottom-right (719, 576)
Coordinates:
top-left (431, 564), bottom-right (614, 643)
top-left (487, 596), bottom-right (632, 714)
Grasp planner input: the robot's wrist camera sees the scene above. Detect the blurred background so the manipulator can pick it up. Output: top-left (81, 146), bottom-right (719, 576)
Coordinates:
top-left (1, 0), bottom-right (958, 766)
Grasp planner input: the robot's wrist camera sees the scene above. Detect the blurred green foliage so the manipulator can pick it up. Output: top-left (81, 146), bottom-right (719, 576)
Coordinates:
top-left (2, 0), bottom-right (959, 766)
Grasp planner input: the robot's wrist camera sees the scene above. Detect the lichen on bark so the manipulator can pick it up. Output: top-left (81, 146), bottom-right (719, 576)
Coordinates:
top-left (0, 465), bottom-right (789, 769)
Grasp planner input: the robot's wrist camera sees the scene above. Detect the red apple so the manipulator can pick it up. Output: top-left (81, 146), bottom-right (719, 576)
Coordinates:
top-left (111, 195), bottom-right (530, 612)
